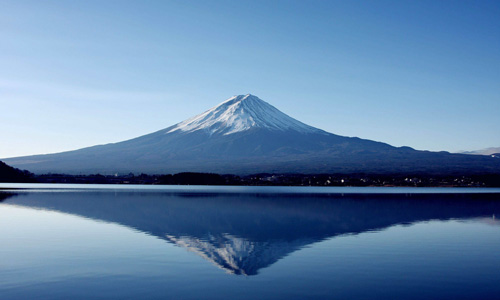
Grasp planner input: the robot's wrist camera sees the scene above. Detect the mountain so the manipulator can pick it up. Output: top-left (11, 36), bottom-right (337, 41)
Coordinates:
top-left (3, 94), bottom-right (500, 175)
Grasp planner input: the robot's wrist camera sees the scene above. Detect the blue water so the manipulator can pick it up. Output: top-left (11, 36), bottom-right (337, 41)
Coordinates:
top-left (1, 184), bottom-right (499, 299)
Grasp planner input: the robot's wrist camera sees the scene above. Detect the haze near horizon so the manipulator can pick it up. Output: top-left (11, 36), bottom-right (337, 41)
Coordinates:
top-left (1, 0), bottom-right (499, 158)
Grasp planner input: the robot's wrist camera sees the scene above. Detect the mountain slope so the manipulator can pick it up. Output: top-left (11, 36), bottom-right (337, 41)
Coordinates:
top-left (167, 94), bottom-right (325, 135)
top-left (4, 94), bottom-right (500, 175)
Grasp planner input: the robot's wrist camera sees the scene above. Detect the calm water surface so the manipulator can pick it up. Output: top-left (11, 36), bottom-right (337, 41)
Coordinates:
top-left (1, 184), bottom-right (499, 299)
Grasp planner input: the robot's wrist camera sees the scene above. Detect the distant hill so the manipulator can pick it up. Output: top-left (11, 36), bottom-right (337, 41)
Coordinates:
top-left (4, 94), bottom-right (500, 175)
top-left (0, 161), bottom-right (35, 183)
top-left (461, 147), bottom-right (500, 156)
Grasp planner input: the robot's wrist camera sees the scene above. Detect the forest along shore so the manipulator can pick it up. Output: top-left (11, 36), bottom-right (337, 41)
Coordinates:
top-left (32, 172), bottom-right (500, 187)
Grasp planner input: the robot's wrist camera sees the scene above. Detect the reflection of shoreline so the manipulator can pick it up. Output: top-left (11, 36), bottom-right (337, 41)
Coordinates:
top-left (0, 192), bottom-right (16, 202)
top-left (2, 191), bottom-right (500, 275)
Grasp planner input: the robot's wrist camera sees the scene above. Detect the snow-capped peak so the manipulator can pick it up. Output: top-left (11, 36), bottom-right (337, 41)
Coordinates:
top-left (167, 94), bottom-right (324, 135)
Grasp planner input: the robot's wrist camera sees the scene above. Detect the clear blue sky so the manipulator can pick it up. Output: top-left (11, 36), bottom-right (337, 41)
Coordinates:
top-left (1, 0), bottom-right (499, 158)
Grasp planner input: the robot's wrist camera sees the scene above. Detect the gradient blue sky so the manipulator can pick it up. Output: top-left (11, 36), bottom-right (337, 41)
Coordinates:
top-left (1, 0), bottom-right (499, 158)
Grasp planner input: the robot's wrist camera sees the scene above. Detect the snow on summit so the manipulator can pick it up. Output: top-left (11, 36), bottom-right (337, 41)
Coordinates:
top-left (167, 94), bottom-right (324, 135)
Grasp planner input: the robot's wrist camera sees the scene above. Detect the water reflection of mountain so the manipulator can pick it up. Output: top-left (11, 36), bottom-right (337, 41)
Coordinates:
top-left (0, 192), bottom-right (14, 202)
top-left (2, 191), bottom-right (499, 275)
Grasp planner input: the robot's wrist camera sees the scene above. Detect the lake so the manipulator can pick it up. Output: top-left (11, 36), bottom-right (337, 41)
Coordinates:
top-left (1, 184), bottom-right (499, 299)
